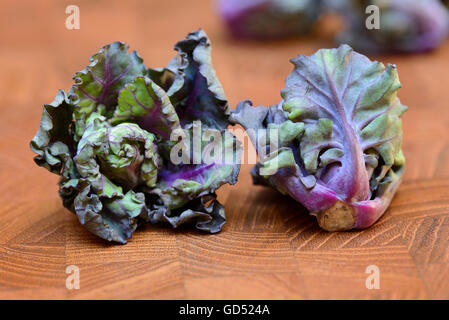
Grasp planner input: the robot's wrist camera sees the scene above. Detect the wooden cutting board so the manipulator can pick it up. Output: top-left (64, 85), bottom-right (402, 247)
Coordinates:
top-left (0, 0), bottom-right (447, 299)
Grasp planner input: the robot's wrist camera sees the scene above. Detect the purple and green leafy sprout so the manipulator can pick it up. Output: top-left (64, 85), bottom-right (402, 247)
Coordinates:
top-left (31, 30), bottom-right (242, 243)
top-left (231, 45), bottom-right (407, 231)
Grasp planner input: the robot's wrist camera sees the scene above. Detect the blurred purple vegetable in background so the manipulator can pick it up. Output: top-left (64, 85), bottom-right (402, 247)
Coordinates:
top-left (331, 0), bottom-right (449, 53)
top-left (217, 0), bottom-right (449, 53)
top-left (216, 0), bottom-right (321, 39)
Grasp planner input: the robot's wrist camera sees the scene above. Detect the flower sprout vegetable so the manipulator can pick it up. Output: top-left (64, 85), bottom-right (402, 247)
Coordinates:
top-left (230, 45), bottom-right (407, 231)
top-left (216, 0), bottom-right (321, 39)
top-left (31, 30), bottom-right (242, 243)
top-left (333, 0), bottom-right (449, 53)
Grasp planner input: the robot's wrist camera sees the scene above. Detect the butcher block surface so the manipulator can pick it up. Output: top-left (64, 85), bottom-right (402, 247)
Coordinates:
top-left (0, 0), bottom-right (448, 299)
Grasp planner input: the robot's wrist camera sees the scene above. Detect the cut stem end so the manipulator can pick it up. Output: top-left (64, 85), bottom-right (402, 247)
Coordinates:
top-left (316, 201), bottom-right (355, 232)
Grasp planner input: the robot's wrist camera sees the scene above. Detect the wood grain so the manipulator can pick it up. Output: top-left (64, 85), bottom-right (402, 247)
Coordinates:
top-left (0, 0), bottom-right (448, 299)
